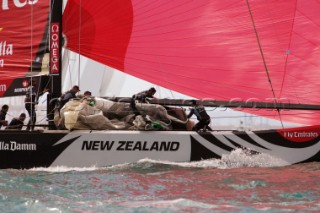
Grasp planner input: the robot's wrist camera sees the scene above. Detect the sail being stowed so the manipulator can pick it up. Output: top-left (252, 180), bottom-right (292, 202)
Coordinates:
top-left (54, 97), bottom-right (192, 131)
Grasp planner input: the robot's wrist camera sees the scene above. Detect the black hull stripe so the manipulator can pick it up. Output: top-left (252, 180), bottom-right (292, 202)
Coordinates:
top-left (232, 131), bottom-right (269, 150)
top-left (198, 132), bottom-right (234, 152)
top-left (190, 136), bottom-right (221, 161)
top-left (297, 150), bottom-right (320, 164)
top-left (222, 135), bottom-right (262, 155)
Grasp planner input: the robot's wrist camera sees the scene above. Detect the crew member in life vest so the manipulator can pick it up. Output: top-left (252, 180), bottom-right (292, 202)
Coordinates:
top-left (132, 87), bottom-right (157, 103)
top-left (6, 113), bottom-right (26, 130)
top-left (25, 79), bottom-right (38, 131)
top-left (131, 87), bottom-right (157, 115)
top-left (0, 104), bottom-right (9, 129)
top-left (187, 100), bottom-right (212, 132)
top-left (60, 85), bottom-right (80, 108)
top-left (25, 80), bottom-right (50, 131)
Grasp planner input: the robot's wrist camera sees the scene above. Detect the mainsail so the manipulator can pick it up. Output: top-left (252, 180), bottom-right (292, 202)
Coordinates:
top-left (62, 0), bottom-right (320, 125)
top-left (0, 1), bottom-right (50, 97)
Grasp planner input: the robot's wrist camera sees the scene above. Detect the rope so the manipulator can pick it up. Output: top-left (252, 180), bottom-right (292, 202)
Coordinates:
top-left (77, 0), bottom-right (82, 88)
top-left (28, 3), bottom-right (35, 126)
top-left (246, 0), bottom-right (284, 128)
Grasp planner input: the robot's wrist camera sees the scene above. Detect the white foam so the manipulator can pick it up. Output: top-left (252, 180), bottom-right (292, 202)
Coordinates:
top-left (27, 149), bottom-right (289, 172)
top-left (218, 148), bottom-right (290, 168)
top-left (122, 198), bottom-right (217, 209)
top-left (29, 165), bottom-right (100, 173)
top-left (137, 148), bottom-right (289, 169)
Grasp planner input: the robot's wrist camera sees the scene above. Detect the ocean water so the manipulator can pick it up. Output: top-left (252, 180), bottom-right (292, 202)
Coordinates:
top-left (1, 150), bottom-right (320, 213)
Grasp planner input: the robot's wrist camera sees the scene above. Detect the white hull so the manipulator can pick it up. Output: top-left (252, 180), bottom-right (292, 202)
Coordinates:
top-left (1, 126), bottom-right (320, 169)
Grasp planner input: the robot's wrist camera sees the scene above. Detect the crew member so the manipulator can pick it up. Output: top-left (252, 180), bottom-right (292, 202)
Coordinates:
top-left (0, 104), bottom-right (9, 129)
top-left (187, 100), bottom-right (212, 132)
top-left (6, 113), bottom-right (26, 130)
top-left (59, 85), bottom-right (80, 108)
top-left (77, 90), bottom-right (92, 99)
top-left (25, 79), bottom-right (37, 131)
top-left (131, 87), bottom-right (157, 115)
top-left (83, 91), bottom-right (92, 97)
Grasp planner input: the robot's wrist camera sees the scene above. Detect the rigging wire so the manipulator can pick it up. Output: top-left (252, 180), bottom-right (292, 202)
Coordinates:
top-left (66, 50), bottom-right (74, 93)
top-left (29, 2), bottom-right (35, 127)
top-left (77, 0), bottom-right (82, 88)
top-left (30, 2), bottom-right (33, 74)
top-left (246, 0), bottom-right (284, 129)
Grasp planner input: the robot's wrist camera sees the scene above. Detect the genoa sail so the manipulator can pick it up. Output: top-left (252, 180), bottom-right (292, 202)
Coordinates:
top-left (62, 0), bottom-right (320, 126)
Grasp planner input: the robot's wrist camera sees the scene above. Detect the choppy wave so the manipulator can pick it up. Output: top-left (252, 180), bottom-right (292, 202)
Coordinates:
top-left (1, 160), bottom-right (320, 212)
top-left (2, 150), bottom-right (316, 212)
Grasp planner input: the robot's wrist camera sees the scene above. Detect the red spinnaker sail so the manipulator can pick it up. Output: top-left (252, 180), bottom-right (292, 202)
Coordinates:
top-left (63, 0), bottom-right (320, 125)
top-left (0, 1), bottom-right (49, 97)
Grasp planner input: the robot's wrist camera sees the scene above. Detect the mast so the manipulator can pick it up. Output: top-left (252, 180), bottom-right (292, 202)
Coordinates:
top-left (50, 0), bottom-right (62, 96)
top-left (48, 0), bottom-right (63, 129)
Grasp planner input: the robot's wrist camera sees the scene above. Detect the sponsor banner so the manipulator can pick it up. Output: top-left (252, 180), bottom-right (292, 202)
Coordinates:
top-left (81, 140), bottom-right (180, 151)
top-left (50, 23), bottom-right (60, 74)
top-left (0, 75), bottom-right (50, 97)
top-left (0, 0), bottom-right (50, 97)
top-left (51, 132), bottom-right (192, 167)
top-left (0, 131), bottom-right (192, 168)
top-left (278, 125), bottom-right (320, 142)
top-left (0, 141), bottom-right (36, 151)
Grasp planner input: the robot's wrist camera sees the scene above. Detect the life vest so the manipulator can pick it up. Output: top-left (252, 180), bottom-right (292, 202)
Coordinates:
top-left (194, 106), bottom-right (210, 121)
top-left (133, 90), bottom-right (153, 103)
top-left (25, 86), bottom-right (37, 105)
top-left (57, 91), bottom-right (76, 109)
